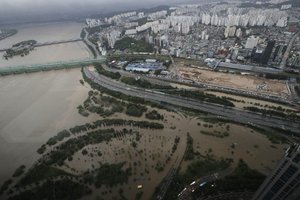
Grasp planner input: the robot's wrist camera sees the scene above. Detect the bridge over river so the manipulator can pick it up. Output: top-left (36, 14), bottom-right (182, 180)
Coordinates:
top-left (0, 57), bottom-right (106, 75)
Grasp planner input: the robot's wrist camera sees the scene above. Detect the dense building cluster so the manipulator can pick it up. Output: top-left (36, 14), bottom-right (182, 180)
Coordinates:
top-left (85, 0), bottom-right (300, 69)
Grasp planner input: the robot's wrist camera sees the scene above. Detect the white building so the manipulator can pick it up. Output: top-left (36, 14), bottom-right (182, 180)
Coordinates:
top-left (86, 18), bottom-right (102, 27)
top-left (138, 12), bottom-right (145, 18)
top-left (106, 30), bottom-right (121, 48)
top-left (148, 11), bottom-right (167, 20)
top-left (125, 29), bottom-right (137, 36)
top-left (245, 36), bottom-right (259, 49)
top-left (236, 28), bottom-right (242, 38)
top-left (181, 23), bottom-right (190, 34)
top-left (224, 26), bottom-right (236, 38)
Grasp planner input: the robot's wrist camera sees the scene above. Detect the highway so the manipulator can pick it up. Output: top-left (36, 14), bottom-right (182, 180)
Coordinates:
top-left (84, 67), bottom-right (300, 135)
top-left (83, 28), bottom-right (100, 58)
top-left (103, 64), bottom-right (292, 105)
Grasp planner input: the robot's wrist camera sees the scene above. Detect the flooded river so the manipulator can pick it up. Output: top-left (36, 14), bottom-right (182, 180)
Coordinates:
top-left (0, 69), bottom-right (97, 185)
top-left (0, 22), bottom-right (91, 68)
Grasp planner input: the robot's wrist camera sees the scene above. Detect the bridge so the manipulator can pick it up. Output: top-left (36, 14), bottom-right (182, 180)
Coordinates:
top-left (0, 57), bottom-right (106, 75)
top-left (0, 38), bottom-right (83, 52)
top-left (35, 38), bottom-right (82, 47)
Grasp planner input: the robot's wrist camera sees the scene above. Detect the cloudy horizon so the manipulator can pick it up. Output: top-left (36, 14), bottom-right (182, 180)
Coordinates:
top-left (0, 1), bottom-right (180, 23)
top-left (0, 0), bottom-right (219, 24)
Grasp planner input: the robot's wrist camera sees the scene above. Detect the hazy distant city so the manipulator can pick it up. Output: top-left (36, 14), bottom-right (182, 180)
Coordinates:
top-left (0, 0), bottom-right (299, 200)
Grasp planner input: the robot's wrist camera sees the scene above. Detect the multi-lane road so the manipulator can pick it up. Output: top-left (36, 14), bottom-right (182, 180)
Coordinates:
top-left (84, 67), bottom-right (300, 135)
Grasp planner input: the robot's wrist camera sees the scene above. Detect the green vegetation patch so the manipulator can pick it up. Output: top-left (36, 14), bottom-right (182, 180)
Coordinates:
top-left (82, 92), bottom-right (125, 117)
top-left (183, 157), bottom-right (231, 182)
top-left (10, 179), bottom-right (91, 200)
top-left (69, 119), bottom-right (164, 135)
top-left (77, 105), bottom-right (89, 117)
top-left (184, 133), bottom-right (197, 160)
top-left (126, 104), bottom-right (147, 117)
top-left (244, 106), bottom-right (300, 121)
top-left (94, 63), bottom-right (121, 80)
top-left (200, 130), bottom-right (229, 138)
top-left (172, 136), bottom-right (180, 153)
top-left (46, 130), bottom-right (71, 146)
top-left (166, 89), bottom-right (235, 107)
top-left (18, 165), bottom-right (73, 186)
top-left (44, 129), bottom-right (124, 166)
top-left (145, 110), bottom-right (164, 120)
top-left (12, 165), bottom-right (26, 177)
top-left (94, 163), bottom-right (131, 188)
top-left (12, 40), bottom-right (37, 47)
top-left (0, 179), bottom-right (13, 195)
top-left (114, 37), bottom-right (153, 52)
top-left (85, 24), bottom-right (112, 35)
top-left (121, 76), bottom-right (174, 90)
top-left (42, 120), bottom-right (163, 166)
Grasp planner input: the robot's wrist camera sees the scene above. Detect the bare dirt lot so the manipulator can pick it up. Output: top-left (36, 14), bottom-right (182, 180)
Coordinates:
top-left (171, 63), bottom-right (289, 98)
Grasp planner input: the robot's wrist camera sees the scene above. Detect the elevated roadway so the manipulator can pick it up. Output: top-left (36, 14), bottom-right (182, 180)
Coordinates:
top-left (0, 57), bottom-right (106, 75)
top-left (218, 62), bottom-right (282, 74)
top-left (83, 67), bottom-right (300, 135)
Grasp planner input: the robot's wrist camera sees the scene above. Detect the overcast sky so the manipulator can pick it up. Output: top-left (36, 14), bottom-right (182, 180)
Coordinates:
top-left (0, 0), bottom-right (222, 24)
top-left (0, 0), bottom-right (176, 23)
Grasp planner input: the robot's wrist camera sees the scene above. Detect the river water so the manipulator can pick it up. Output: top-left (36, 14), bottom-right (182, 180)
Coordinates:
top-left (0, 69), bottom-right (97, 185)
top-left (0, 22), bottom-right (92, 68)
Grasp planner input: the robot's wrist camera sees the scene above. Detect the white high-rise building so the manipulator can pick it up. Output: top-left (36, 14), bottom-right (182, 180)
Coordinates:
top-left (224, 26), bottom-right (236, 38)
top-left (228, 26), bottom-right (236, 37)
top-left (125, 29), bottom-right (137, 36)
top-left (138, 12), bottom-right (144, 18)
top-left (236, 28), bottom-right (242, 38)
top-left (148, 11), bottom-right (167, 20)
top-left (245, 36), bottom-right (259, 49)
top-left (181, 23), bottom-right (190, 34)
top-left (276, 17), bottom-right (288, 27)
top-left (106, 30), bottom-right (121, 48)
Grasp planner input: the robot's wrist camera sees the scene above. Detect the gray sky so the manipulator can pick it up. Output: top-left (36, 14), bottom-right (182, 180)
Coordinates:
top-left (0, 0), bottom-right (217, 24)
top-left (0, 0), bottom-right (180, 23)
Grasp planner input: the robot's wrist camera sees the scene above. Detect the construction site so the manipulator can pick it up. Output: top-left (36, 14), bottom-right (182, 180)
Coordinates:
top-left (170, 62), bottom-right (290, 100)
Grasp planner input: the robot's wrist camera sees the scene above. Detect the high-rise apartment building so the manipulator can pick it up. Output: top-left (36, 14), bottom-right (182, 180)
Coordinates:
top-left (252, 144), bottom-right (300, 200)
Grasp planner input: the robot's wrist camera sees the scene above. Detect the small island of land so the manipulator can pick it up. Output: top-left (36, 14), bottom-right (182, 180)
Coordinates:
top-left (3, 40), bottom-right (37, 59)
